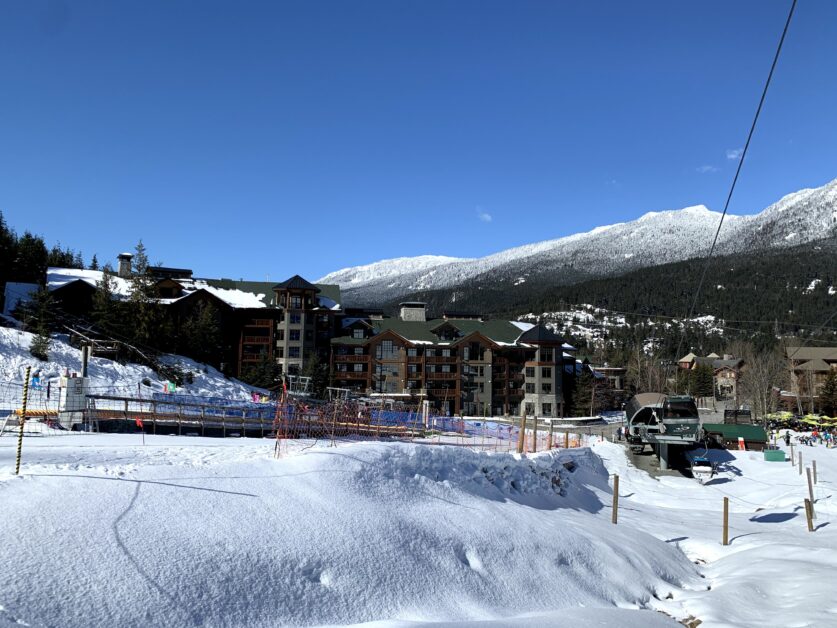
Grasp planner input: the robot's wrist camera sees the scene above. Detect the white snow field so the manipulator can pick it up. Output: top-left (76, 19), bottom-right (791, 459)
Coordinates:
top-left (0, 433), bottom-right (834, 627)
top-left (0, 327), bottom-right (262, 404)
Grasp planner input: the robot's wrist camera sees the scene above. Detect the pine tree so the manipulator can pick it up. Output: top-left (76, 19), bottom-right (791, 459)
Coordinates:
top-left (820, 370), bottom-right (837, 417)
top-left (570, 370), bottom-right (595, 416)
top-left (14, 232), bottom-right (48, 283)
top-left (240, 355), bottom-right (280, 389)
top-left (25, 287), bottom-right (53, 361)
top-left (127, 240), bottom-right (161, 351)
top-left (89, 254), bottom-right (99, 271)
top-left (302, 353), bottom-right (330, 399)
top-left (93, 264), bottom-right (122, 336)
top-left (691, 363), bottom-right (715, 406)
top-left (181, 301), bottom-right (222, 365)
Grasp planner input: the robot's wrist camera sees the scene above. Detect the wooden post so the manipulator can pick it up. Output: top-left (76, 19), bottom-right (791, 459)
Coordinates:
top-left (531, 416), bottom-right (538, 453)
top-left (789, 442), bottom-right (794, 464)
top-left (547, 420), bottom-right (554, 450)
top-left (611, 474), bottom-right (619, 524)
top-left (722, 496), bottom-right (729, 546)
top-left (798, 450), bottom-right (803, 475)
top-left (516, 407), bottom-right (526, 454)
top-left (806, 467), bottom-right (816, 519)
top-left (15, 366), bottom-right (32, 476)
top-left (804, 498), bottom-right (814, 532)
top-left (812, 459), bottom-right (817, 484)
top-left (564, 431), bottom-right (569, 449)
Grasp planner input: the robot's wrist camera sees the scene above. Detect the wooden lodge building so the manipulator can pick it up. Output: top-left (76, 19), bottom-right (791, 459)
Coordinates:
top-left (331, 302), bottom-right (576, 417)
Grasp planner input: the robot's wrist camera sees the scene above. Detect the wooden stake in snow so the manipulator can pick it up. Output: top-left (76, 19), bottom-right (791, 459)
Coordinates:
top-left (15, 366), bottom-right (32, 476)
top-left (611, 475), bottom-right (619, 525)
top-left (812, 459), bottom-right (817, 484)
top-left (799, 451), bottom-right (803, 475)
top-left (516, 407), bottom-right (526, 454)
top-left (531, 416), bottom-right (538, 453)
top-left (806, 467), bottom-right (816, 519)
top-left (722, 496), bottom-right (729, 546)
top-left (789, 442), bottom-right (794, 464)
top-left (564, 431), bottom-right (569, 449)
top-left (547, 420), bottom-right (554, 450)
top-left (804, 498), bottom-right (814, 532)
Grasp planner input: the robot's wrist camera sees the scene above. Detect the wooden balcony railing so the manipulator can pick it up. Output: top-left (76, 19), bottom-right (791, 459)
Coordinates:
top-left (426, 372), bottom-right (457, 380)
top-left (428, 388), bottom-right (457, 397)
top-left (243, 336), bottom-right (271, 344)
top-left (334, 354), bottom-right (369, 363)
top-left (426, 356), bottom-right (457, 364)
top-left (335, 372), bottom-right (369, 380)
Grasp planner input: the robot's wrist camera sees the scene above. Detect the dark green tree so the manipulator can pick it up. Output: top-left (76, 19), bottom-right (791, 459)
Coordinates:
top-left (89, 254), bottom-right (99, 270)
top-left (239, 355), bottom-right (280, 389)
top-left (570, 370), bottom-right (596, 416)
top-left (21, 287), bottom-right (53, 361)
top-left (691, 363), bottom-right (715, 406)
top-left (13, 232), bottom-right (48, 283)
top-left (127, 240), bottom-right (162, 350)
top-left (302, 353), bottom-right (330, 399)
top-left (820, 370), bottom-right (837, 417)
top-left (181, 301), bottom-right (222, 365)
top-left (92, 264), bottom-right (123, 337)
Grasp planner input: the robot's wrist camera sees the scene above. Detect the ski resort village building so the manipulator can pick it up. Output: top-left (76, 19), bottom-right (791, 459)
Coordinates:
top-left (331, 302), bottom-right (576, 417)
top-left (36, 257), bottom-right (580, 416)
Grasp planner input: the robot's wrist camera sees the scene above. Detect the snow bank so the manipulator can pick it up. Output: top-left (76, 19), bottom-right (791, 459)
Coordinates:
top-left (0, 327), bottom-right (261, 404)
top-left (0, 437), bottom-right (695, 627)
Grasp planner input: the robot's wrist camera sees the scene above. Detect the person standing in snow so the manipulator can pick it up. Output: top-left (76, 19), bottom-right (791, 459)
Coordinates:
top-left (784, 431), bottom-right (791, 447)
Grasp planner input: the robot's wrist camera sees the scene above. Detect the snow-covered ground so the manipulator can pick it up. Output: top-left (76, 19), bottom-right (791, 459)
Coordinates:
top-left (1, 429), bottom-right (835, 627)
top-left (0, 327), bottom-right (262, 406)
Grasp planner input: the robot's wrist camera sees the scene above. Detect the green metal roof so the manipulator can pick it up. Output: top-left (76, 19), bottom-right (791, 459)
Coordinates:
top-left (330, 336), bottom-right (367, 345)
top-left (703, 423), bottom-right (768, 442)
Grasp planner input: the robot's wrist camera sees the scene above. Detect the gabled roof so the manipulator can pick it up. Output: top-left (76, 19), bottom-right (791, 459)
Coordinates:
top-left (272, 275), bottom-right (321, 293)
top-left (786, 346), bottom-right (837, 361)
top-left (794, 359), bottom-right (832, 373)
top-left (678, 352), bottom-right (697, 363)
top-left (517, 323), bottom-right (563, 344)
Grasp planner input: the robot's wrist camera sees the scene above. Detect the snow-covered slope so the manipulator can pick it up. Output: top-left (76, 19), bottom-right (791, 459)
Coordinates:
top-left (319, 178), bottom-right (837, 305)
top-left (0, 327), bottom-right (260, 405)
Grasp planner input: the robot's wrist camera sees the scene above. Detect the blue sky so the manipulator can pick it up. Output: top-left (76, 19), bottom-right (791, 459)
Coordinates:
top-left (1, 0), bottom-right (835, 281)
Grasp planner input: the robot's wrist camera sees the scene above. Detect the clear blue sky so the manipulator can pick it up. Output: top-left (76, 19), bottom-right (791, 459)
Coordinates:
top-left (1, 0), bottom-right (835, 282)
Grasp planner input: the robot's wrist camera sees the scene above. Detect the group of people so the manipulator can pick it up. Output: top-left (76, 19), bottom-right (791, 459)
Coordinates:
top-left (781, 429), bottom-right (835, 448)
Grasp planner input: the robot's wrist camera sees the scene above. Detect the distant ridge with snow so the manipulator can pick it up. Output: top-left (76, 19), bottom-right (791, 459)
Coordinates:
top-left (318, 178), bottom-right (837, 305)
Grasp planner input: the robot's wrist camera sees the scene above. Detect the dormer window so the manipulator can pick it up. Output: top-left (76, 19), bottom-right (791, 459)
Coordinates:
top-left (353, 329), bottom-right (364, 339)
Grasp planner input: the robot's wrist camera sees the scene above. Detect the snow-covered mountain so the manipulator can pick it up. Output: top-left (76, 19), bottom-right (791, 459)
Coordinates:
top-left (318, 178), bottom-right (837, 305)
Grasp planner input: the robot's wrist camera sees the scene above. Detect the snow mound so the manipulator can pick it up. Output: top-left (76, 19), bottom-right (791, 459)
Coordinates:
top-left (0, 438), bottom-right (697, 627)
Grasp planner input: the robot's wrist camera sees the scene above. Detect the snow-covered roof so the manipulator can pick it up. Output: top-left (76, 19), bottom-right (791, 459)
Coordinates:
top-left (47, 267), bottom-right (133, 298)
top-left (511, 321), bottom-right (535, 332)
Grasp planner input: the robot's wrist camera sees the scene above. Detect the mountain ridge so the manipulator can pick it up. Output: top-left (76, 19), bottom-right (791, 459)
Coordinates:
top-left (318, 178), bottom-right (837, 306)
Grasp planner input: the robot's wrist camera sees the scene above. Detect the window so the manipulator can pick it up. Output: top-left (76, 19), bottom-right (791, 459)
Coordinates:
top-left (478, 382), bottom-right (484, 393)
top-left (376, 340), bottom-right (400, 360)
top-left (289, 330), bottom-right (300, 341)
top-left (525, 383), bottom-right (535, 393)
top-left (353, 329), bottom-right (364, 339)
top-left (441, 349), bottom-right (451, 357)
top-left (541, 367), bottom-right (552, 379)
top-left (277, 330), bottom-right (284, 341)
top-left (441, 364), bottom-right (451, 373)
top-left (337, 364), bottom-right (348, 372)
top-left (353, 347), bottom-right (363, 355)
top-left (477, 366), bottom-right (484, 377)
top-left (407, 348), bottom-right (418, 357)
top-left (525, 403), bottom-right (535, 415)
top-left (541, 348), bottom-right (553, 362)
top-left (408, 364), bottom-right (418, 374)
top-left (353, 363), bottom-right (363, 372)
top-left (290, 313), bottom-right (301, 325)
top-left (462, 347), bottom-right (469, 361)
top-left (276, 348), bottom-right (284, 358)
top-left (288, 347), bottom-right (300, 358)
top-left (541, 383), bottom-right (552, 394)
top-left (542, 403), bottom-right (552, 417)
top-left (290, 296), bottom-right (302, 309)
top-left (525, 367), bottom-right (535, 378)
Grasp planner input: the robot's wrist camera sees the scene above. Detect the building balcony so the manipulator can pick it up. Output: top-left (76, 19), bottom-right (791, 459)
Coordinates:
top-left (335, 372), bottom-right (369, 381)
top-left (407, 356), bottom-right (423, 364)
top-left (243, 335), bottom-right (271, 344)
top-left (249, 319), bottom-right (273, 327)
top-left (428, 388), bottom-right (457, 397)
top-left (241, 352), bottom-right (268, 361)
top-left (426, 372), bottom-right (458, 380)
top-left (426, 356), bottom-right (457, 364)
top-left (335, 354), bottom-right (369, 363)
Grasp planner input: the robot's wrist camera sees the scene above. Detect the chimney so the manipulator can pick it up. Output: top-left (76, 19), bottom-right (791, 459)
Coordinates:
top-left (117, 253), bottom-right (133, 279)
top-left (399, 302), bottom-right (427, 322)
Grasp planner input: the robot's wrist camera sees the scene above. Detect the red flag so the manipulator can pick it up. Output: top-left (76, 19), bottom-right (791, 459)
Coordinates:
top-left (136, 418), bottom-right (144, 429)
